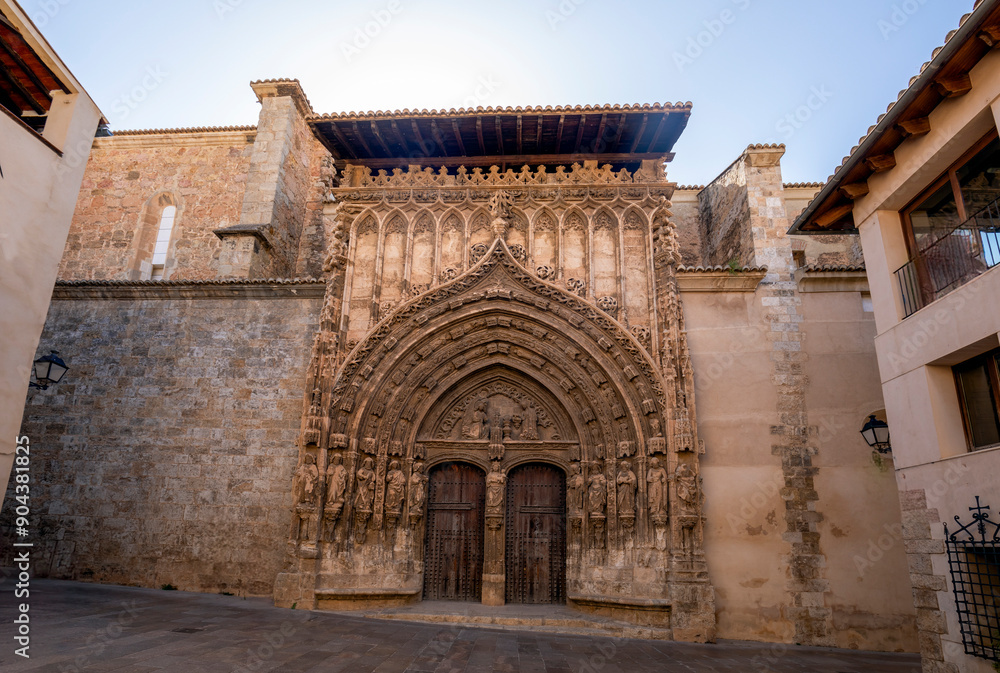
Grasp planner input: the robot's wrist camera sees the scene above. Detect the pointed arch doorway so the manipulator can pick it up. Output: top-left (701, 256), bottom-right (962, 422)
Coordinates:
top-left (505, 463), bottom-right (567, 604)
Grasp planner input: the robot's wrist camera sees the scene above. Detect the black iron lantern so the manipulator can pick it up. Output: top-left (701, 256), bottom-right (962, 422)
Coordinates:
top-left (860, 414), bottom-right (891, 454)
top-left (30, 350), bottom-right (69, 390)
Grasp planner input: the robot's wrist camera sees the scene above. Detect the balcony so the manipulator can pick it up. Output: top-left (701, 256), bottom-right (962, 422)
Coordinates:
top-left (895, 197), bottom-right (1000, 318)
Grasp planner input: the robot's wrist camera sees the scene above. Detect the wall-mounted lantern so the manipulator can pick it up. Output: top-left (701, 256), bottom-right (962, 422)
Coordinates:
top-left (30, 350), bottom-right (69, 390)
top-left (860, 414), bottom-right (891, 454)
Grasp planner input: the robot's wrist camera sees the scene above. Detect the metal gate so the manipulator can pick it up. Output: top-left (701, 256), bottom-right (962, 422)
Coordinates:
top-left (423, 462), bottom-right (485, 602)
top-left (505, 463), bottom-right (566, 604)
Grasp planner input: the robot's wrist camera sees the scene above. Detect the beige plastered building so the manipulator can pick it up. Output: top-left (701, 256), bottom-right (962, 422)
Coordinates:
top-left (792, 1), bottom-right (1000, 671)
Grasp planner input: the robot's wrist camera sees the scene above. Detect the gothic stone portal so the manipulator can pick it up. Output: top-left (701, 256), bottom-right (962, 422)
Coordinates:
top-left (279, 232), bottom-right (715, 641)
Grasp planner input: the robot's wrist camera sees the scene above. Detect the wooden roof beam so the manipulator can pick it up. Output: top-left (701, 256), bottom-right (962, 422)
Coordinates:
top-left (388, 119), bottom-right (410, 154)
top-left (535, 115), bottom-right (543, 152)
top-left (475, 116), bottom-right (485, 154)
top-left (350, 121), bottom-right (375, 157)
top-left (0, 41), bottom-right (53, 103)
top-left (327, 123), bottom-right (358, 160)
top-left (628, 113), bottom-right (649, 153)
top-left (865, 153), bottom-right (896, 173)
top-left (645, 114), bottom-right (668, 153)
top-left (839, 182), bottom-right (870, 200)
top-left (814, 203), bottom-right (854, 229)
top-left (978, 25), bottom-right (1000, 47)
top-left (572, 115), bottom-right (586, 154)
top-left (593, 113), bottom-right (608, 153)
top-left (495, 116), bottom-right (504, 155)
top-left (429, 120), bottom-right (448, 155)
top-left (896, 117), bottom-right (930, 138)
top-left (410, 119), bottom-right (430, 155)
top-left (935, 73), bottom-right (972, 98)
top-left (611, 113), bottom-right (627, 151)
top-left (451, 119), bottom-right (467, 156)
top-left (369, 120), bottom-right (392, 156)
top-left (516, 114), bottom-right (523, 155)
top-left (0, 65), bottom-right (45, 115)
top-left (555, 114), bottom-right (566, 153)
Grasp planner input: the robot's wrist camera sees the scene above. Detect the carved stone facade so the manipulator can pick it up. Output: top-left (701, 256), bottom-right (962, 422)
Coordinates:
top-left (276, 174), bottom-right (715, 639)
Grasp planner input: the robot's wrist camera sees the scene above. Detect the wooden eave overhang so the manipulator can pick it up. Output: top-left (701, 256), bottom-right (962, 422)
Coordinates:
top-left (790, 0), bottom-right (1000, 235)
top-left (0, 7), bottom-right (69, 120)
top-left (307, 103), bottom-right (691, 172)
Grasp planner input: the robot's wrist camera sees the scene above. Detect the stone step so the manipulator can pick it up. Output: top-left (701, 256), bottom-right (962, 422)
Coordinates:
top-left (352, 610), bottom-right (675, 640)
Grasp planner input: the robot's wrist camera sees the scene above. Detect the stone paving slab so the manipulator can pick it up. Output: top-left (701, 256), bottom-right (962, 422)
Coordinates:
top-left (0, 580), bottom-right (921, 672)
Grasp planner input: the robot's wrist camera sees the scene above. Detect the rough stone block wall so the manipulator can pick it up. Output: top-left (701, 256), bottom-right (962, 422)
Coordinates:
top-left (670, 189), bottom-right (705, 265)
top-left (1, 294), bottom-right (321, 595)
top-left (59, 135), bottom-right (254, 281)
top-left (698, 162), bottom-right (754, 267)
top-left (239, 98), bottom-right (326, 279)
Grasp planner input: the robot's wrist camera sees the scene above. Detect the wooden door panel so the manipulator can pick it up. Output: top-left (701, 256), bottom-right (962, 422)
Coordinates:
top-left (423, 462), bottom-right (485, 602)
top-left (505, 463), bottom-right (566, 604)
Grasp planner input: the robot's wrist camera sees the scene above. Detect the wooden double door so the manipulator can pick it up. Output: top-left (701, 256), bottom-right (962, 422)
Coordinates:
top-left (423, 462), bottom-right (566, 604)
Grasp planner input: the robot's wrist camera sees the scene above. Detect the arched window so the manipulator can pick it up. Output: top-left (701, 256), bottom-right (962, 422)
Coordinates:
top-left (150, 205), bottom-right (176, 280)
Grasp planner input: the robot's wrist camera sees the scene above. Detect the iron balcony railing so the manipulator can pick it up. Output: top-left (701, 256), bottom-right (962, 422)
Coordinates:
top-left (895, 197), bottom-right (1000, 318)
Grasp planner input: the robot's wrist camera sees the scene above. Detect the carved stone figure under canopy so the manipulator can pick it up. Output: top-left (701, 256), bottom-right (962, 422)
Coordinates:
top-left (646, 457), bottom-right (668, 517)
top-left (616, 460), bottom-right (637, 516)
top-left (385, 460), bottom-right (405, 515)
top-left (567, 463), bottom-right (585, 515)
top-left (326, 453), bottom-right (347, 506)
top-left (486, 461), bottom-right (506, 510)
top-left (520, 399), bottom-right (539, 440)
top-left (293, 454), bottom-right (320, 506)
top-left (674, 463), bottom-right (698, 512)
top-left (355, 457), bottom-right (375, 512)
top-left (587, 467), bottom-right (607, 516)
top-left (407, 461), bottom-right (427, 514)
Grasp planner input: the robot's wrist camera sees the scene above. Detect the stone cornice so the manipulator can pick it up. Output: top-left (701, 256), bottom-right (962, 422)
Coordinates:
top-left (52, 278), bottom-right (325, 300)
top-left (93, 130), bottom-right (255, 149)
top-left (794, 267), bottom-right (870, 293)
top-left (676, 268), bottom-right (767, 293)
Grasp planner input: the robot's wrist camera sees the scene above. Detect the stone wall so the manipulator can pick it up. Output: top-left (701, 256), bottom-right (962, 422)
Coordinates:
top-left (669, 188), bottom-right (704, 266)
top-left (697, 161), bottom-right (753, 267)
top-left (1, 287), bottom-right (322, 595)
top-left (59, 131), bottom-right (254, 281)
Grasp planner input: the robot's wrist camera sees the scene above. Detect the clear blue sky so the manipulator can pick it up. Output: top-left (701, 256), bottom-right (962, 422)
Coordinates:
top-left (23, 0), bottom-right (970, 185)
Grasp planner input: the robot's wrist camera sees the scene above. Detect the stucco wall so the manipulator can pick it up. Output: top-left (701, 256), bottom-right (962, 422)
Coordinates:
top-left (1, 292), bottom-right (321, 595)
top-left (687, 285), bottom-right (917, 651)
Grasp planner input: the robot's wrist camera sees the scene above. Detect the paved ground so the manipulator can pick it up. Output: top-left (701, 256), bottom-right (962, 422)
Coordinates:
top-left (0, 579), bottom-right (921, 672)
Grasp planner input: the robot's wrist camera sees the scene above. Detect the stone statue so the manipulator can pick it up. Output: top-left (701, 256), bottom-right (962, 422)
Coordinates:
top-left (587, 467), bottom-right (607, 516)
top-left (646, 457), bottom-right (668, 517)
top-left (567, 463), bottom-right (585, 515)
top-left (384, 460), bottom-right (405, 515)
top-left (674, 463), bottom-right (698, 513)
top-left (486, 461), bottom-right (506, 511)
top-left (326, 453), bottom-right (347, 507)
top-left (355, 457), bottom-right (375, 512)
top-left (520, 400), bottom-right (539, 440)
top-left (407, 461), bottom-right (428, 516)
top-left (293, 454), bottom-right (320, 507)
top-left (616, 460), bottom-right (637, 516)
top-left (463, 399), bottom-right (488, 439)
